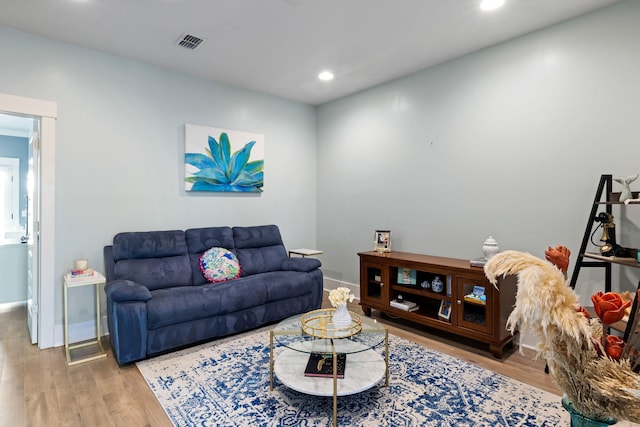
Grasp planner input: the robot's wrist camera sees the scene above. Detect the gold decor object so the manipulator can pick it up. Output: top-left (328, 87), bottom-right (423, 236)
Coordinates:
top-left (301, 308), bottom-right (362, 339)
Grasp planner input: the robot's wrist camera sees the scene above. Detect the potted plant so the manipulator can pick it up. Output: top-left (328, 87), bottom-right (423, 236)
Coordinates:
top-left (484, 248), bottom-right (640, 426)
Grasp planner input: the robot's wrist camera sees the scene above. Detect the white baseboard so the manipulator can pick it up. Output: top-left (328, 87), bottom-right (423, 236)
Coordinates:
top-left (323, 277), bottom-right (360, 300)
top-left (0, 300), bottom-right (26, 313)
top-left (54, 316), bottom-right (109, 347)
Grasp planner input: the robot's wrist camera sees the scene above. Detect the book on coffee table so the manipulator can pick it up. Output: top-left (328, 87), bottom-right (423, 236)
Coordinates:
top-left (304, 352), bottom-right (346, 378)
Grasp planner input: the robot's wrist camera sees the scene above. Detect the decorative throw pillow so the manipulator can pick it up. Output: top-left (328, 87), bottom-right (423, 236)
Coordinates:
top-left (199, 247), bottom-right (241, 283)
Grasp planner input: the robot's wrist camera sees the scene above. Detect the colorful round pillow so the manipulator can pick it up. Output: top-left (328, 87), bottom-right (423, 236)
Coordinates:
top-left (199, 247), bottom-right (241, 283)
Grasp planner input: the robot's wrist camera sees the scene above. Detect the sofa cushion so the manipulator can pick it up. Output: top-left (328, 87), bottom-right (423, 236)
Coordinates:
top-left (112, 230), bottom-right (187, 261)
top-left (111, 230), bottom-right (193, 291)
top-left (233, 225), bottom-right (287, 276)
top-left (113, 255), bottom-right (193, 291)
top-left (280, 257), bottom-right (322, 272)
top-left (105, 279), bottom-right (152, 302)
top-left (199, 247), bottom-right (241, 283)
top-left (146, 278), bottom-right (268, 329)
top-left (259, 271), bottom-right (316, 302)
top-left (186, 227), bottom-right (235, 285)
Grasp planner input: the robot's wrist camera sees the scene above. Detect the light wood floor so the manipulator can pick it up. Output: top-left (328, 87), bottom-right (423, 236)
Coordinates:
top-left (0, 295), bottom-right (560, 427)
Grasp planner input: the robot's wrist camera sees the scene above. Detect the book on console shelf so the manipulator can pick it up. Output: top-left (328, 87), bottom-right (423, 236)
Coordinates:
top-left (390, 299), bottom-right (419, 312)
top-left (304, 352), bottom-right (346, 378)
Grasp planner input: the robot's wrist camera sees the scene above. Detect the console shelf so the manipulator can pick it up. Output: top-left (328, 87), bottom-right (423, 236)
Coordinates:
top-left (358, 251), bottom-right (517, 358)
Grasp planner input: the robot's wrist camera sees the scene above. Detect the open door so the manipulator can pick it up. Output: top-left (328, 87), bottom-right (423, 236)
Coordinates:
top-left (26, 120), bottom-right (40, 344)
top-left (0, 93), bottom-right (56, 349)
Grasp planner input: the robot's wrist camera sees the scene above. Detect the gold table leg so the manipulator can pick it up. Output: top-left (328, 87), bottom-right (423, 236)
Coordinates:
top-left (385, 328), bottom-right (389, 387)
top-left (64, 278), bottom-right (107, 365)
top-left (270, 330), bottom-right (274, 391)
top-left (333, 349), bottom-right (338, 426)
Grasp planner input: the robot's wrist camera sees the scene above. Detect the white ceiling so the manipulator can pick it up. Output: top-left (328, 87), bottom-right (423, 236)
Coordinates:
top-left (0, 0), bottom-right (623, 106)
top-left (0, 113), bottom-right (34, 138)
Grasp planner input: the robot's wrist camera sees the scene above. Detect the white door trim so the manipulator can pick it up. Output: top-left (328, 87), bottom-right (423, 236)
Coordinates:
top-left (0, 93), bottom-right (57, 349)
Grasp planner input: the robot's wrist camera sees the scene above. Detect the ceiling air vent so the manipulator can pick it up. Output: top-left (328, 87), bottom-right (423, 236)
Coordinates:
top-left (175, 33), bottom-right (205, 51)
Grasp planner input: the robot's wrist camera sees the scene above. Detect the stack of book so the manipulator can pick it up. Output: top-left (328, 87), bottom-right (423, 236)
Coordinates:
top-left (69, 268), bottom-right (95, 278)
top-left (390, 298), bottom-right (419, 312)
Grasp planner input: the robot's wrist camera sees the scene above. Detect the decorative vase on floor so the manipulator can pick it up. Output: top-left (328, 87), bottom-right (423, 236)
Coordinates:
top-left (561, 396), bottom-right (617, 427)
top-left (332, 304), bottom-right (352, 328)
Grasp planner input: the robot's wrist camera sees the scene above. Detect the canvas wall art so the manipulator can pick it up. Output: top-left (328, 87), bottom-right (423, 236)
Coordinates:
top-left (184, 124), bottom-right (264, 192)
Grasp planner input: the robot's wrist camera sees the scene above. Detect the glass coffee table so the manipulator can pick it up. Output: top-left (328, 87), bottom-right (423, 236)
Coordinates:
top-left (269, 308), bottom-right (388, 426)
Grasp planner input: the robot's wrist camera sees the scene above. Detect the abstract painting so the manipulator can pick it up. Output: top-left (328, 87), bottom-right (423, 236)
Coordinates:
top-left (184, 124), bottom-right (264, 192)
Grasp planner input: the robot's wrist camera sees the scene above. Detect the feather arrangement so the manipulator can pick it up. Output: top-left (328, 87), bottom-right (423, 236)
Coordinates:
top-left (484, 250), bottom-right (640, 423)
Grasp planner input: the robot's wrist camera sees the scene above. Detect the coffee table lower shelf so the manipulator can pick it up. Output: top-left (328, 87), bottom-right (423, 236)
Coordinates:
top-left (273, 346), bottom-right (386, 397)
top-left (270, 335), bottom-right (388, 426)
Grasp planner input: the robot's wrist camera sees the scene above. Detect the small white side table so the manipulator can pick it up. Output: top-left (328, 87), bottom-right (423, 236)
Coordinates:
top-left (288, 248), bottom-right (323, 258)
top-left (63, 271), bottom-right (107, 366)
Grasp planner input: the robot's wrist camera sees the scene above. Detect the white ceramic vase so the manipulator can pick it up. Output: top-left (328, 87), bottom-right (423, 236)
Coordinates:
top-left (332, 304), bottom-right (352, 328)
top-left (482, 236), bottom-right (500, 261)
top-left (431, 276), bottom-right (444, 293)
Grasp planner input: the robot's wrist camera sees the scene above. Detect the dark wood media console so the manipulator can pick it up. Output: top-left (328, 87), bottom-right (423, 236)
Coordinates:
top-left (358, 250), bottom-right (517, 358)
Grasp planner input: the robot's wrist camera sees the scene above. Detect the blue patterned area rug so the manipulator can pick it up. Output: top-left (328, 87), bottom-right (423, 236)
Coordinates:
top-left (137, 328), bottom-right (567, 426)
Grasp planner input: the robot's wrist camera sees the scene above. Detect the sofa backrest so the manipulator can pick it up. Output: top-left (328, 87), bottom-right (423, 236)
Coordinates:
top-left (111, 230), bottom-right (192, 291)
top-left (232, 225), bottom-right (288, 276)
top-left (185, 226), bottom-right (235, 285)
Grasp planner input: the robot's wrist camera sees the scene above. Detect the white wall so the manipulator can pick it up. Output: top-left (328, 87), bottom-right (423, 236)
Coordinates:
top-left (0, 27), bottom-right (317, 342)
top-left (2, 0), bottom-right (640, 347)
top-left (316, 0), bottom-right (640, 305)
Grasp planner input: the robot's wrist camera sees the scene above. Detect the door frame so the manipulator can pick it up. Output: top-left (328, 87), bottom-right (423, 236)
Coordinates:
top-left (0, 93), bottom-right (56, 349)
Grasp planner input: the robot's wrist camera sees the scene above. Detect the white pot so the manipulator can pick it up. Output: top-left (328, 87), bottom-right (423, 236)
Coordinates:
top-left (332, 304), bottom-right (352, 329)
top-left (482, 236), bottom-right (500, 261)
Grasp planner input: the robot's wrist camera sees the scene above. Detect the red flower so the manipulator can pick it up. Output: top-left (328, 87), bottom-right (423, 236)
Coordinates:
top-left (591, 291), bottom-right (631, 324)
top-left (545, 245), bottom-right (571, 273)
top-left (604, 335), bottom-right (625, 360)
top-left (576, 305), bottom-right (590, 319)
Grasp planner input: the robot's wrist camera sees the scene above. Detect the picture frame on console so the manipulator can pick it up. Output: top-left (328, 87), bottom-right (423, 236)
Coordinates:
top-left (374, 230), bottom-right (391, 253)
top-left (438, 300), bottom-right (452, 321)
top-left (397, 268), bottom-right (417, 285)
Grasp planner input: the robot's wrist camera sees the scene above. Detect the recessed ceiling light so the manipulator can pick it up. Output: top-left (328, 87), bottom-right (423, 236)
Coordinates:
top-left (480, 0), bottom-right (505, 11)
top-left (318, 71), bottom-right (334, 81)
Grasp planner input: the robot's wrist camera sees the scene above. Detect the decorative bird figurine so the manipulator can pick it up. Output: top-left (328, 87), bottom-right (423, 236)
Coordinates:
top-left (614, 174), bottom-right (639, 202)
top-left (484, 250), bottom-right (640, 423)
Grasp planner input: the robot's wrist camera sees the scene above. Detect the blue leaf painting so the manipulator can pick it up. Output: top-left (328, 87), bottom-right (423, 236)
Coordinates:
top-left (185, 128), bottom-right (264, 192)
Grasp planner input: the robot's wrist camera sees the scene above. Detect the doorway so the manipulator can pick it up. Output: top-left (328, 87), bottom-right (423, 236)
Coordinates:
top-left (0, 129), bottom-right (30, 315)
top-left (0, 93), bottom-right (56, 349)
top-left (0, 157), bottom-right (22, 238)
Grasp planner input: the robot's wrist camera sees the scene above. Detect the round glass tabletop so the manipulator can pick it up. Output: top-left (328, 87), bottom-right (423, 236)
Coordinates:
top-left (272, 308), bottom-right (387, 355)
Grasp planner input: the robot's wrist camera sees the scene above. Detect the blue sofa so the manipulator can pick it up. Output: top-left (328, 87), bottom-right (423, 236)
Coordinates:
top-left (103, 225), bottom-right (323, 365)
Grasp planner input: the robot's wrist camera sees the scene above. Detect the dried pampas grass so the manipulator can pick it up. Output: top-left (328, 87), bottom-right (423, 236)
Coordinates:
top-left (484, 250), bottom-right (640, 423)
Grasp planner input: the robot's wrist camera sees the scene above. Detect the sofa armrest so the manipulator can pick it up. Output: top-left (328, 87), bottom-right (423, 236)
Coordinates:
top-left (280, 257), bottom-right (321, 272)
top-left (105, 279), bottom-right (152, 302)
